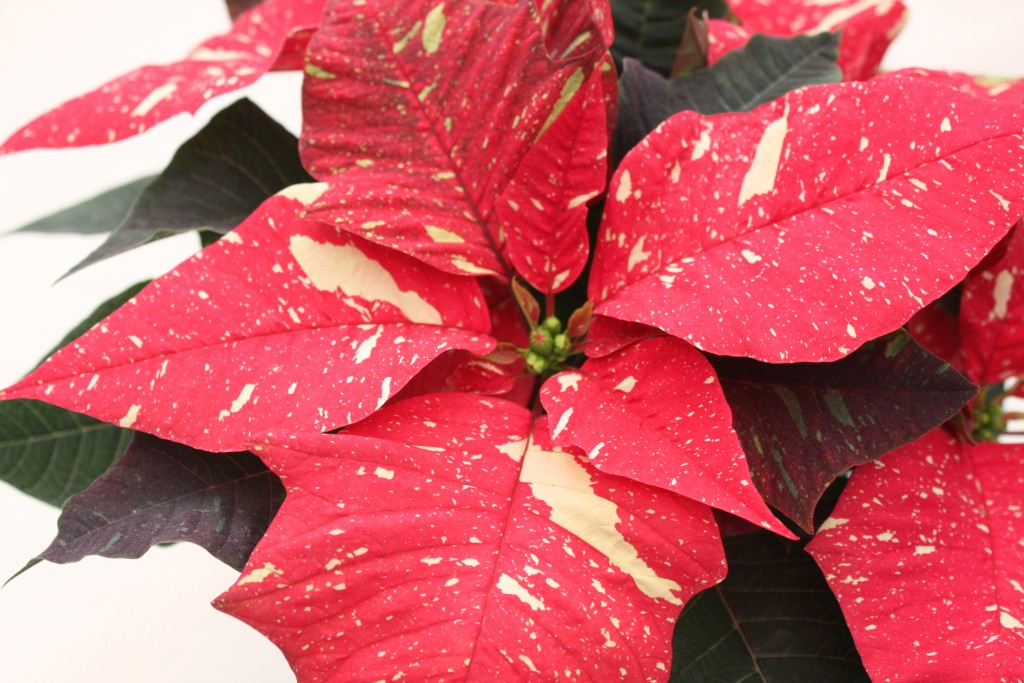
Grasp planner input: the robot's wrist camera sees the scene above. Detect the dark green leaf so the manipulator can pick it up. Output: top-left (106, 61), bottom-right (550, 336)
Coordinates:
top-left (8, 176), bottom-right (154, 236)
top-left (0, 401), bottom-right (132, 507)
top-left (710, 329), bottom-right (977, 532)
top-left (672, 531), bottom-right (868, 682)
top-left (0, 282), bottom-right (148, 506)
top-left (36, 433), bottom-right (285, 571)
top-left (610, 0), bottom-right (731, 76)
top-left (615, 32), bottom-right (842, 163)
top-left (64, 98), bottom-right (313, 278)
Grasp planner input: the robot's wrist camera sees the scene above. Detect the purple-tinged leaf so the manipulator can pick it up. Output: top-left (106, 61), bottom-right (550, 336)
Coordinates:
top-left (0, 0), bottom-right (325, 153)
top-left (541, 336), bottom-right (792, 537)
top-left (0, 193), bottom-right (494, 452)
top-left (36, 433), bottom-right (283, 571)
top-left (592, 74), bottom-right (1024, 362)
top-left (711, 330), bottom-right (977, 532)
top-left (218, 395), bottom-right (726, 680)
top-left (808, 431), bottom-right (1024, 681)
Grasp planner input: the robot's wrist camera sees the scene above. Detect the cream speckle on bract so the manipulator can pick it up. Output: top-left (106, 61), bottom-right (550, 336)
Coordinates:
top-left (289, 235), bottom-right (443, 324)
top-left (521, 446), bottom-right (684, 605)
top-left (738, 107), bottom-right (789, 206)
top-left (422, 3), bottom-right (447, 54)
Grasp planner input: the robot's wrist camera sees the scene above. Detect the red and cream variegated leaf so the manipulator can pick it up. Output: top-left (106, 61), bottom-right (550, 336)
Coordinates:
top-left (961, 221), bottom-right (1024, 383)
top-left (297, 0), bottom-right (608, 279)
top-left (0, 192), bottom-right (493, 452)
top-left (591, 74), bottom-right (1024, 363)
top-left (0, 0), bottom-right (325, 153)
top-left (217, 394), bottom-right (726, 681)
top-left (540, 337), bottom-right (791, 537)
top-left (807, 430), bottom-right (1024, 681)
top-left (498, 62), bottom-right (610, 293)
top-left (709, 0), bottom-right (907, 80)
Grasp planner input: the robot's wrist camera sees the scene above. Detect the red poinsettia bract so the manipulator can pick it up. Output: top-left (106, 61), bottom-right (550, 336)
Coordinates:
top-left (3, 0), bottom-right (1024, 680)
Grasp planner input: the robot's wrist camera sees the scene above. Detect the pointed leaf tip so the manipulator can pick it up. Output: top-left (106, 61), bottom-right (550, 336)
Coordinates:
top-left (593, 74), bottom-right (1024, 362)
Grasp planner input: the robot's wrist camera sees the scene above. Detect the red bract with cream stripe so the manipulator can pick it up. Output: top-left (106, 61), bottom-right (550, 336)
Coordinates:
top-left (217, 396), bottom-right (726, 681)
top-left (592, 74), bottom-right (1024, 362)
top-left (0, 0), bottom-right (325, 153)
top-left (539, 336), bottom-right (792, 537)
top-left (808, 432), bottom-right (1024, 681)
top-left (0, 193), bottom-right (493, 452)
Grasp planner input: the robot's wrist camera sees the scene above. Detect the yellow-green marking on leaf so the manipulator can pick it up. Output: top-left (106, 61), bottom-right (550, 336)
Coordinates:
top-left (392, 20), bottom-right (423, 54)
top-left (422, 3), bottom-right (447, 54)
top-left (824, 389), bottom-right (854, 427)
top-left (538, 67), bottom-right (585, 139)
top-left (304, 63), bottom-right (336, 79)
top-left (774, 386), bottom-right (808, 439)
top-left (425, 225), bottom-right (465, 243)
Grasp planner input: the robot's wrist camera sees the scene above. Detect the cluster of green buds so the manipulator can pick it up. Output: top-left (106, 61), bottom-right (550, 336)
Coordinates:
top-left (972, 397), bottom-right (1007, 442)
top-left (510, 278), bottom-right (593, 377)
top-left (524, 316), bottom-right (574, 375)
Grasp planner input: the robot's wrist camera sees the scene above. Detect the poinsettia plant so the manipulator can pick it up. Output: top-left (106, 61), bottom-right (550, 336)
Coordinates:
top-left (3, 0), bottom-right (1024, 679)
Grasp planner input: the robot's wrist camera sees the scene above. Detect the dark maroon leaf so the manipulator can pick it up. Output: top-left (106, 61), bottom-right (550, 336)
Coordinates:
top-left (672, 530), bottom-right (868, 682)
top-left (35, 433), bottom-right (285, 571)
top-left (710, 329), bottom-right (977, 532)
top-left (64, 98), bottom-right (312, 278)
top-left (227, 0), bottom-right (266, 21)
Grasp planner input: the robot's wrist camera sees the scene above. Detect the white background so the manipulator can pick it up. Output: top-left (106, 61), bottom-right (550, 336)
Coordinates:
top-left (0, 1), bottom-right (1021, 681)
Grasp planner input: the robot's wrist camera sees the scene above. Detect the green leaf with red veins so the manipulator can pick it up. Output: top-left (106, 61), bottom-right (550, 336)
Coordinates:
top-left (0, 0), bottom-right (325, 154)
top-left (961, 221), bottom-right (1024, 383)
top-left (540, 337), bottom-right (792, 538)
top-left (591, 74), bottom-right (1024, 363)
top-left (217, 395), bottom-right (726, 681)
top-left (707, 0), bottom-right (907, 80)
top-left (0, 193), bottom-right (493, 453)
top-left (498, 64), bottom-right (609, 293)
top-left (297, 0), bottom-right (608, 279)
top-left (710, 329), bottom-right (977, 533)
top-left (34, 433), bottom-right (284, 572)
top-left (807, 431), bottom-right (1024, 681)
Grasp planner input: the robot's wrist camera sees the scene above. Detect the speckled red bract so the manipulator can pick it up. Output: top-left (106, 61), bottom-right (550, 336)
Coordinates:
top-left (808, 431), bottom-right (1024, 681)
top-left (591, 74), bottom-right (1024, 363)
top-left (539, 336), bottom-right (791, 537)
top-left (217, 396), bottom-right (726, 682)
top-left (0, 194), bottom-right (493, 452)
top-left (0, 0), bottom-right (325, 153)
top-left (296, 0), bottom-right (609, 282)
